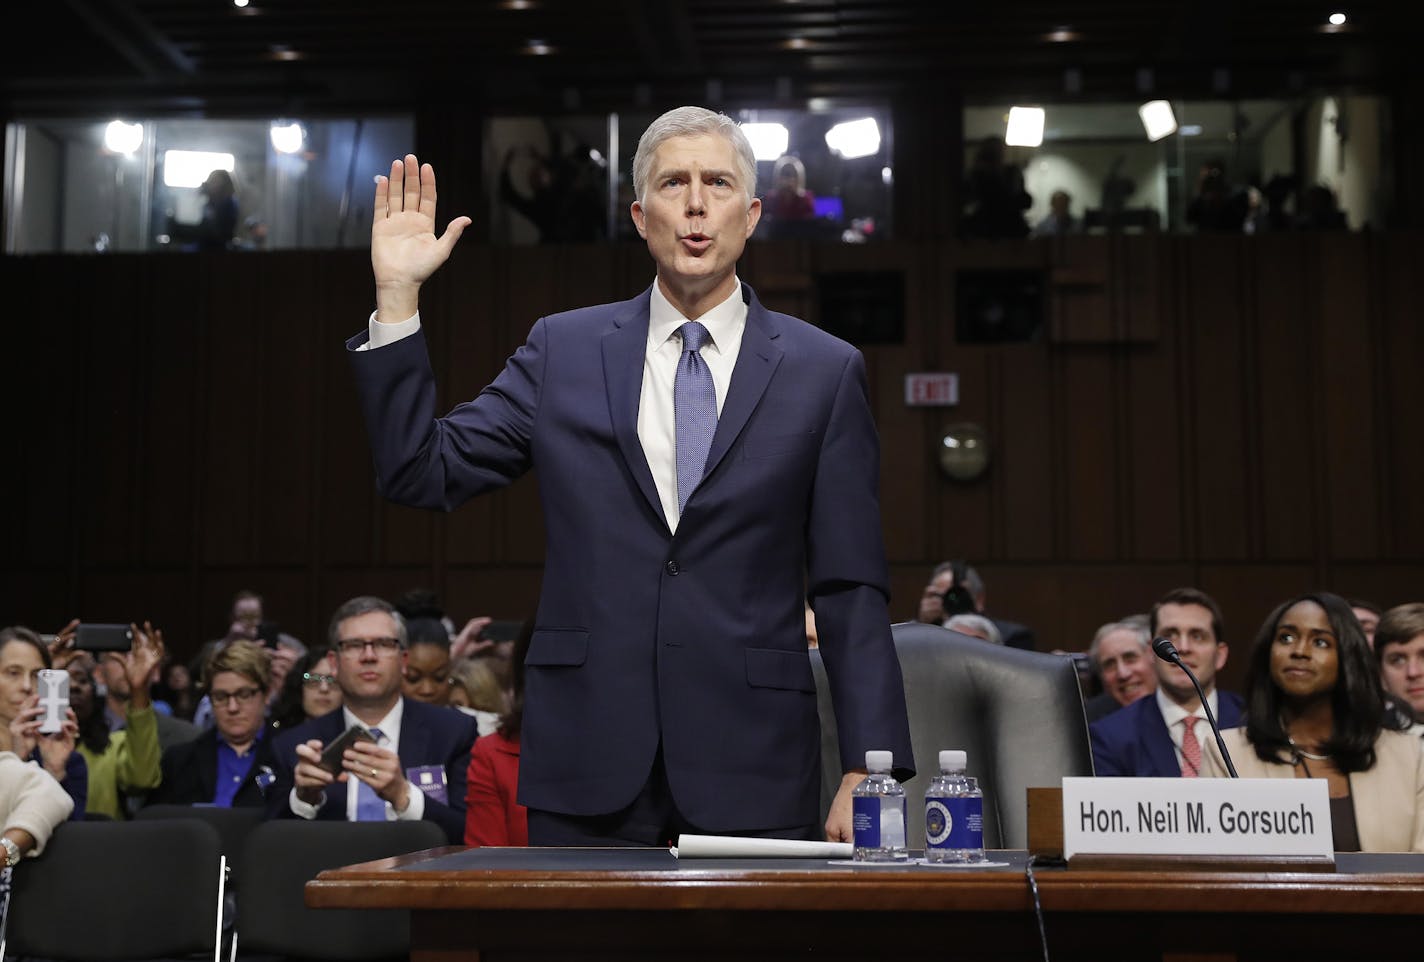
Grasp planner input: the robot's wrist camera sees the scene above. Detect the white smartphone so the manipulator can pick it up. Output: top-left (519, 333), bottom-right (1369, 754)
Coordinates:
top-left (37, 668), bottom-right (69, 734)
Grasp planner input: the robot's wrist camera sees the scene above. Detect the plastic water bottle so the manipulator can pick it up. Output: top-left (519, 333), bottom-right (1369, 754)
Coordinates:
top-left (924, 749), bottom-right (984, 863)
top-left (852, 750), bottom-right (908, 861)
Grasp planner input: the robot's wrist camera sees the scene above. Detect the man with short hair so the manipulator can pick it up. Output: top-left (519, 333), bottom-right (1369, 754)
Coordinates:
top-left (915, 560), bottom-right (1035, 650)
top-left (1089, 588), bottom-right (1243, 777)
top-left (149, 640), bottom-right (279, 807)
top-left (346, 106), bottom-right (912, 845)
top-left (1350, 599), bottom-right (1382, 647)
top-left (1083, 618), bottom-right (1158, 723)
top-left (1376, 603), bottom-right (1424, 727)
top-left (266, 597), bottom-right (478, 843)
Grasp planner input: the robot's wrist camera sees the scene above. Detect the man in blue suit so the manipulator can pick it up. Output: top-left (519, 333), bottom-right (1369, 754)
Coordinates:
top-left (1091, 588), bottom-right (1244, 777)
top-left (267, 596), bottom-right (477, 844)
top-left (346, 106), bottom-right (913, 845)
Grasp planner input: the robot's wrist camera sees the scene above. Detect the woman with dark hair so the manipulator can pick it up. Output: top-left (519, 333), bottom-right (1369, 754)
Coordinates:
top-left (269, 647), bottom-right (342, 732)
top-left (464, 621), bottom-right (530, 846)
top-left (0, 626), bottom-right (86, 819)
top-left (1202, 591), bottom-right (1424, 852)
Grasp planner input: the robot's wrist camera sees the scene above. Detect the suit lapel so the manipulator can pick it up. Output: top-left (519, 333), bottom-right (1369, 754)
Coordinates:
top-left (396, 699), bottom-right (431, 771)
top-left (1141, 701), bottom-right (1180, 777)
top-left (700, 286), bottom-right (784, 484)
top-left (602, 290), bottom-right (669, 533)
top-left (198, 730), bottom-right (220, 800)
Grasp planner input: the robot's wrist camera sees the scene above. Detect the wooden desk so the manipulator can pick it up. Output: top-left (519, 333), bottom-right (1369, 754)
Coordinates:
top-left (307, 848), bottom-right (1424, 961)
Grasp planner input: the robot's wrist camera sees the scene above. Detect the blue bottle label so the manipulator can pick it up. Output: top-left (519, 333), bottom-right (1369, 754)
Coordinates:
top-left (853, 796), bottom-right (880, 848)
top-left (925, 796), bottom-right (983, 850)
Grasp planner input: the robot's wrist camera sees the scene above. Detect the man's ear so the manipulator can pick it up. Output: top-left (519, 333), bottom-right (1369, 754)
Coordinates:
top-left (1214, 642), bottom-right (1229, 672)
top-left (630, 201), bottom-right (648, 239)
top-left (744, 196), bottom-right (762, 237)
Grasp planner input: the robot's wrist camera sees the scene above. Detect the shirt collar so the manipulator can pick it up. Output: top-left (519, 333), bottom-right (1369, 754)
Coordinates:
top-left (1156, 686), bottom-right (1217, 727)
top-left (647, 278), bottom-right (746, 355)
top-left (343, 697), bottom-right (404, 743)
top-left (216, 726), bottom-right (264, 754)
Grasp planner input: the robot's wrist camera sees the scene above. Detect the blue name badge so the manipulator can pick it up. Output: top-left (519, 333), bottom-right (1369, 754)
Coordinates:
top-left (406, 765), bottom-right (448, 806)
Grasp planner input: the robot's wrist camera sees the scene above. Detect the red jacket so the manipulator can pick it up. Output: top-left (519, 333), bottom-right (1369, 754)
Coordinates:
top-left (464, 730), bottom-right (527, 847)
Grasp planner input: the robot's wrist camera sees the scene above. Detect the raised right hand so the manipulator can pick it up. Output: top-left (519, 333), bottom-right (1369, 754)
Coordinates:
top-left (294, 738), bottom-right (337, 805)
top-left (371, 154), bottom-right (472, 323)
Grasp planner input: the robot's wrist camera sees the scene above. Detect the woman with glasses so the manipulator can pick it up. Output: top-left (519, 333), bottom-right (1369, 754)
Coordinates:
top-left (147, 641), bottom-right (279, 807)
top-left (270, 647), bottom-right (343, 732)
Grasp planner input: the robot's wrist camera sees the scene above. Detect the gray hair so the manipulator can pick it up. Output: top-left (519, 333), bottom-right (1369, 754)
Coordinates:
top-left (632, 106), bottom-right (758, 205)
top-left (945, 613), bottom-right (1003, 646)
top-left (1088, 618), bottom-right (1152, 675)
top-left (930, 560), bottom-right (986, 605)
top-left (327, 596), bottom-right (408, 649)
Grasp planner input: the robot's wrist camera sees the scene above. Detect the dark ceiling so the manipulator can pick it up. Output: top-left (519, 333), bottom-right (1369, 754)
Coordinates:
top-left (7, 1), bottom-right (1408, 117)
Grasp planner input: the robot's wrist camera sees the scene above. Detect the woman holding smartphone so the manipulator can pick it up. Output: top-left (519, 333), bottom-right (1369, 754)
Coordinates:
top-left (0, 626), bottom-right (86, 820)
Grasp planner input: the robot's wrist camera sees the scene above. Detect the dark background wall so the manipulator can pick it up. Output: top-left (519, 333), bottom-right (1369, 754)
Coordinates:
top-left (5, 229), bottom-right (1421, 693)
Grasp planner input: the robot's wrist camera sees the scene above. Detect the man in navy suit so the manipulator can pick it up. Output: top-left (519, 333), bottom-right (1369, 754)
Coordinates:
top-left (1090, 588), bottom-right (1243, 777)
top-left (267, 597), bottom-right (477, 843)
top-left (345, 106), bottom-right (913, 845)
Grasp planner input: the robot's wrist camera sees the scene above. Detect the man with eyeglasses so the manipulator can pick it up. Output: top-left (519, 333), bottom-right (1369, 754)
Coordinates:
top-left (266, 596), bottom-right (477, 843)
top-left (148, 640), bottom-right (279, 807)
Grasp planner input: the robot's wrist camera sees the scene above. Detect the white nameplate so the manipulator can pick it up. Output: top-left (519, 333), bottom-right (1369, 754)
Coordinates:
top-left (1062, 777), bottom-right (1333, 860)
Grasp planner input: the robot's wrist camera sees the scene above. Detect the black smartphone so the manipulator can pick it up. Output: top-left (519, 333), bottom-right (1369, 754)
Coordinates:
top-left (74, 623), bottom-right (133, 652)
top-left (256, 620), bottom-right (282, 649)
top-left (317, 724), bottom-right (375, 775)
top-left (481, 620), bottom-right (523, 642)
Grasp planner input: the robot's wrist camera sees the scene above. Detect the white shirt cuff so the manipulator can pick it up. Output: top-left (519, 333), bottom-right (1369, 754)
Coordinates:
top-left (394, 781), bottom-right (427, 821)
top-left (289, 786), bottom-right (324, 820)
top-left (357, 310), bottom-right (421, 351)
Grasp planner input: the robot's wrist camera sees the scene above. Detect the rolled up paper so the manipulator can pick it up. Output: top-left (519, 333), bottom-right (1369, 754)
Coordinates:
top-left (671, 834), bottom-right (854, 859)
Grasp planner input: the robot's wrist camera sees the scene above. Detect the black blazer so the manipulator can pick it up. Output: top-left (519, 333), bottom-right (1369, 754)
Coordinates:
top-left (266, 698), bottom-right (478, 844)
top-left (149, 726), bottom-right (281, 808)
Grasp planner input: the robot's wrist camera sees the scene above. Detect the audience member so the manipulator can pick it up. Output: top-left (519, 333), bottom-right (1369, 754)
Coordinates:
top-left (154, 660), bottom-right (198, 721)
top-left (1350, 599), bottom-right (1382, 647)
top-left (0, 627), bottom-right (86, 819)
top-left (267, 596), bottom-right (478, 843)
top-left (1296, 184), bottom-right (1347, 230)
top-left (1376, 603), bottom-right (1424, 728)
top-left (270, 647), bottom-right (342, 732)
top-left (962, 138), bottom-right (1031, 239)
top-left (448, 657), bottom-right (507, 737)
top-left (1083, 617), bottom-right (1158, 723)
top-left (68, 624), bottom-right (165, 819)
top-left (1186, 158), bottom-right (1249, 233)
top-left (1201, 592), bottom-right (1423, 852)
top-left (402, 618), bottom-right (453, 706)
top-left (1090, 588), bottom-right (1243, 777)
top-left (96, 629), bottom-right (198, 753)
top-left (1034, 189), bottom-right (1080, 235)
top-left (167, 168), bottom-right (239, 251)
top-left (465, 622), bottom-right (532, 847)
top-left (943, 613), bottom-right (1003, 646)
top-left (762, 155), bottom-right (817, 238)
top-left (915, 560), bottom-right (1036, 650)
top-left (498, 141), bottom-right (605, 244)
top-left (148, 641), bottom-right (278, 807)
top-left (1098, 155), bottom-right (1136, 229)
top-left (1, 750), bottom-right (74, 867)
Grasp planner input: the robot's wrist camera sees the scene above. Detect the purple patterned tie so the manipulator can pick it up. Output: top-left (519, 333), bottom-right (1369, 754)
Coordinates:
top-left (674, 321), bottom-right (717, 514)
top-left (355, 727), bottom-right (386, 821)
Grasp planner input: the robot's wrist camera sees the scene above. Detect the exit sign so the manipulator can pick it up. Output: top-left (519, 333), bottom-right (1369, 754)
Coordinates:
top-left (904, 372), bottom-right (959, 407)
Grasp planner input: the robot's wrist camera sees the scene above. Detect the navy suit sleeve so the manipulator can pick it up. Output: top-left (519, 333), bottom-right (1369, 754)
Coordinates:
top-left (410, 711), bottom-right (479, 844)
top-left (1089, 718), bottom-right (1127, 777)
top-left (345, 319), bottom-right (544, 511)
top-left (805, 349), bottom-right (914, 778)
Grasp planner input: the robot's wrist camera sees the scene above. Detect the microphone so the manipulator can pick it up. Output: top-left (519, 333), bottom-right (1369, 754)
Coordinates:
top-left (1152, 637), bottom-right (1239, 778)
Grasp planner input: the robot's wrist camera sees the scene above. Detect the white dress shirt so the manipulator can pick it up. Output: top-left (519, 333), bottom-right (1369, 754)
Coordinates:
top-left (360, 277), bottom-right (747, 532)
top-left (287, 699), bottom-right (427, 822)
top-left (1156, 687), bottom-right (1219, 771)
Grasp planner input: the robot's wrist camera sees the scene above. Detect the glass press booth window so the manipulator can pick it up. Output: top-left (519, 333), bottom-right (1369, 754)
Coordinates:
top-left (3, 116), bottom-right (414, 253)
top-left (959, 94), bottom-right (1387, 236)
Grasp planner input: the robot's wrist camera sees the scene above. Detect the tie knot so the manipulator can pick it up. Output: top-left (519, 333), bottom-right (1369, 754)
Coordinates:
top-left (367, 727), bottom-right (383, 742)
top-left (679, 321), bottom-right (711, 354)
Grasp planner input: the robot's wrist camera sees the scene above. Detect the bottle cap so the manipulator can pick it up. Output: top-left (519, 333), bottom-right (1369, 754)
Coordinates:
top-left (939, 749), bottom-right (967, 772)
top-left (864, 750), bottom-right (893, 772)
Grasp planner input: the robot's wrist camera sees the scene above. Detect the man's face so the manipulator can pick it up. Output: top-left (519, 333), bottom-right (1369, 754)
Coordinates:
top-left (1153, 602), bottom-right (1228, 703)
top-left (1095, 629), bottom-right (1157, 707)
top-left (334, 610), bottom-right (407, 708)
top-left (1353, 607), bottom-right (1379, 645)
top-left (233, 598), bottom-right (263, 632)
top-left (98, 652), bottom-right (130, 700)
top-left (1380, 634), bottom-right (1424, 718)
top-left (209, 669), bottom-right (267, 747)
top-left (918, 570), bottom-right (955, 624)
top-left (630, 133), bottom-right (760, 300)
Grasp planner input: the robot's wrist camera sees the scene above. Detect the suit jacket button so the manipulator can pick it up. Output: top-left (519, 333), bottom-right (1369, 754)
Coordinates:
top-left (666, 560), bottom-right (680, 576)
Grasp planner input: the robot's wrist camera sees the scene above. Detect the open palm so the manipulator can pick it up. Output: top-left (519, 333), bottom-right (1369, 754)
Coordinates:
top-left (371, 155), bottom-right (471, 316)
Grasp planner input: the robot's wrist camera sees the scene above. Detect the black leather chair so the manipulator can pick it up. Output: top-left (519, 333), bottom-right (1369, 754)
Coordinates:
top-left (135, 803), bottom-right (265, 882)
top-left (235, 819), bottom-right (449, 961)
top-left (811, 621), bottom-right (1093, 850)
top-left (5, 819), bottom-right (223, 960)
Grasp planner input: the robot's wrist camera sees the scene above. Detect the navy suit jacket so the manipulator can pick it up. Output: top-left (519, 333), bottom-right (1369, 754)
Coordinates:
top-left (150, 726), bottom-right (280, 808)
top-left (1090, 690), bottom-right (1245, 777)
top-left (267, 699), bottom-right (478, 844)
top-left (346, 282), bottom-right (913, 832)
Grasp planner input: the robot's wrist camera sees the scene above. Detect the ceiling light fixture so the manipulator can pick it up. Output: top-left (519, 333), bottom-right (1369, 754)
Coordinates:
top-left (104, 120), bottom-right (144, 154)
top-left (1328, 12), bottom-right (1347, 26)
top-left (1004, 107), bottom-right (1044, 147)
top-left (1138, 100), bottom-right (1178, 141)
top-left (741, 123), bottom-right (790, 161)
top-left (270, 121), bottom-right (305, 154)
top-left (825, 118), bottom-right (881, 159)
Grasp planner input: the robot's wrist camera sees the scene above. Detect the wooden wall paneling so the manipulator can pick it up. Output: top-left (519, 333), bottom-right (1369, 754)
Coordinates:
top-left (934, 344), bottom-right (994, 561)
top-left (1314, 233), bottom-right (1379, 561)
top-left (1038, 563), bottom-right (1197, 654)
top-left (445, 567), bottom-right (543, 625)
top-left (318, 569), bottom-right (445, 633)
top-left (76, 569), bottom-right (196, 640)
top-left (196, 568), bottom-right (315, 654)
top-left (143, 257), bottom-right (202, 568)
top-left (1115, 233), bottom-right (1165, 343)
top-left (1376, 233), bottom-right (1424, 559)
top-left (1181, 237), bottom-right (1251, 560)
top-left (1049, 236), bottom-right (1112, 343)
top-left (995, 344), bottom-right (1055, 561)
top-left (77, 256), bottom-right (146, 568)
top-left (739, 240), bottom-right (812, 321)
top-left (1196, 563), bottom-right (1319, 693)
top-left (1122, 241), bottom-right (1185, 561)
top-left (1058, 348), bottom-right (1120, 560)
top-left (318, 254), bottom-right (384, 567)
top-left (1330, 564), bottom-right (1424, 610)
top-left (1250, 234), bottom-right (1317, 561)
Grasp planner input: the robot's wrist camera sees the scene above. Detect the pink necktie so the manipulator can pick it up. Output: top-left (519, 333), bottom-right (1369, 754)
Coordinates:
top-left (1180, 715), bottom-right (1202, 778)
